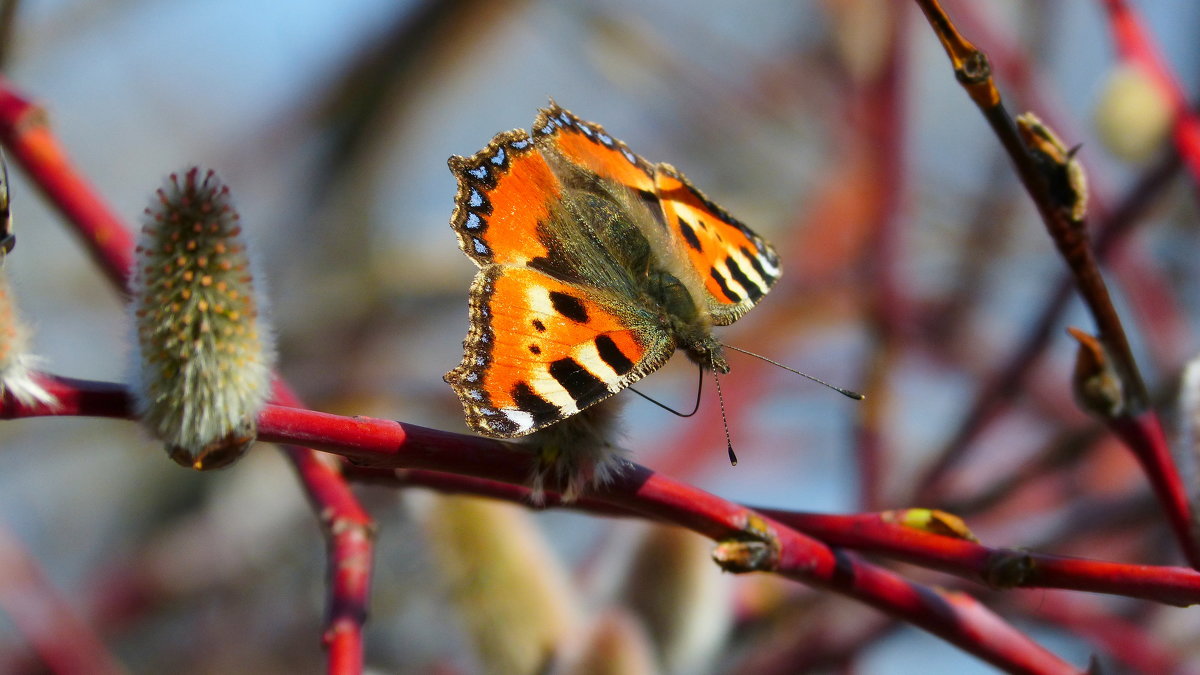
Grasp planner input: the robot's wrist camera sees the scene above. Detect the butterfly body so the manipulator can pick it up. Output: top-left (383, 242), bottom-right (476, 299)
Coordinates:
top-left (446, 104), bottom-right (779, 447)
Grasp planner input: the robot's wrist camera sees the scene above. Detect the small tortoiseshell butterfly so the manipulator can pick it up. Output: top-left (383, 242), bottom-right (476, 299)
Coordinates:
top-left (445, 103), bottom-right (780, 491)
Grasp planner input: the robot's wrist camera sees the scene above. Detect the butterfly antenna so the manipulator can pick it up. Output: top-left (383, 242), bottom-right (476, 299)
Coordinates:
top-left (723, 344), bottom-right (865, 400)
top-left (627, 365), bottom-right (704, 417)
top-left (711, 369), bottom-right (737, 466)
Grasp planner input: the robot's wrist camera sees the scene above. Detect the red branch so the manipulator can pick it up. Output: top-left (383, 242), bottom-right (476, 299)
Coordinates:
top-left (0, 373), bottom-right (1144, 674)
top-left (0, 77), bottom-right (134, 290)
top-left (759, 510), bottom-right (1200, 607)
top-left (854, 3), bottom-right (909, 512)
top-left (19, 375), bottom-right (1200, 610)
top-left (0, 77), bottom-right (374, 675)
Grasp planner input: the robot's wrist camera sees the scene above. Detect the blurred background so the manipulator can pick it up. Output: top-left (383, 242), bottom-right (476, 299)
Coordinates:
top-left (0, 0), bottom-right (1199, 672)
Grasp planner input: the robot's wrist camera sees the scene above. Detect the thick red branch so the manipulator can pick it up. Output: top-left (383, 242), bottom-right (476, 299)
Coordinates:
top-left (0, 374), bottom-right (1091, 673)
top-left (0, 78), bottom-right (134, 290)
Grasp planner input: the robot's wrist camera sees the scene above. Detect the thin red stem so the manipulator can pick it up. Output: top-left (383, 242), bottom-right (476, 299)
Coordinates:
top-left (854, 3), bottom-right (909, 511)
top-left (914, 0), bottom-right (1200, 570)
top-left (265, 413), bottom-right (1080, 674)
top-left (760, 510), bottom-right (1200, 606)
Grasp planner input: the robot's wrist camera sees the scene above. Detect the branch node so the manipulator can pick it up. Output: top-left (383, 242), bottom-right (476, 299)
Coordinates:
top-left (983, 549), bottom-right (1035, 590)
top-left (712, 512), bottom-right (780, 573)
top-left (1067, 326), bottom-right (1127, 419)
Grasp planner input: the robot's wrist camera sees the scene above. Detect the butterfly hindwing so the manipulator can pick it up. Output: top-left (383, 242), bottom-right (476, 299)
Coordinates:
top-left (446, 265), bottom-right (673, 438)
top-left (654, 164), bottom-right (781, 325)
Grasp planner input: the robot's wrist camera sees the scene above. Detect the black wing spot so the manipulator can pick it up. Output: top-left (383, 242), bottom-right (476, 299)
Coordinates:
top-left (549, 358), bottom-right (606, 405)
top-left (595, 335), bottom-right (634, 375)
top-left (510, 382), bottom-right (561, 428)
top-left (710, 267), bottom-right (742, 303)
top-left (725, 256), bottom-right (763, 302)
top-left (678, 219), bottom-right (703, 252)
top-left (741, 246), bottom-right (771, 281)
top-left (549, 291), bottom-right (589, 323)
top-left (529, 344), bottom-right (542, 355)
top-left (532, 319), bottom-right (546, 332)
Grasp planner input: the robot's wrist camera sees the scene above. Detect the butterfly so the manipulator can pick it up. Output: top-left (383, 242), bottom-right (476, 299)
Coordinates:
top-left (445, 102), bottom-right (781, 445)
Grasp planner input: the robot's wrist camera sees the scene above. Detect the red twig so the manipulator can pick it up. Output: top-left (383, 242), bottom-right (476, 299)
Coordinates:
top-left (1018, 592), bottom-right (1197, 674)
top-left (917, 151), bottom-right (1180, 498)
top-left (0, 77), bottom-right (374, 674)
top-left (759, 510), bottom-right (1200, 606)
top-left (0, 77), bottom-right (134, 290)
top-left (221, 414), bottom-right (1088, 674)
top-left (273, 383), bottom-right (374, 673)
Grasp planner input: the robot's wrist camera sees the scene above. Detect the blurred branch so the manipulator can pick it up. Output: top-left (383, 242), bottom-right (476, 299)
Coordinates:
top-left (852, 3), bottom-right (908, 512)
top-left (918, 150), bottom-right (1181, 497)
top-left (309, 0), bottom-right (521, 204)
top-left (0, 521), bottom-right (124, 675)
top-left (913, 0), bottom-right (1200, 569)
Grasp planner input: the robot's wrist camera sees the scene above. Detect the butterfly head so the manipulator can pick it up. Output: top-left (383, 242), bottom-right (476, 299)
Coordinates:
top-left (691, 336), bottom-right (730, 375)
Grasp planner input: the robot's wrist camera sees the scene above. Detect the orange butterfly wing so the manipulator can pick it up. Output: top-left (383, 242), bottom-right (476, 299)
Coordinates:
top-left (653, 164), bottom-right (781, 325)
top-left (447, 129), bottom-right (559, 267)
top-left (445, 266), bottom-right (670, 437)
top-left (531, 104), bottom-right (658, 195)
top-left (530, 103), bottom-right (781, 325)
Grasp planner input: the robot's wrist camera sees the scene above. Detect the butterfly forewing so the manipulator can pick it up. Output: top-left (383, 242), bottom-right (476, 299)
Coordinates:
top-left (448, 130), bottom-right (561, 267)
top-left (532, 104), bottom-right (658, 195)
top-left (653, 165), bottom-right (781, 325)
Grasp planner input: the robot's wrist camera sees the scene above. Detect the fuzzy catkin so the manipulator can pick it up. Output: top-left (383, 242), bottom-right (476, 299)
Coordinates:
top-left (0, 266), bottom-right (55, 407)
top-left (131, 168), bottom-right (273, 469)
